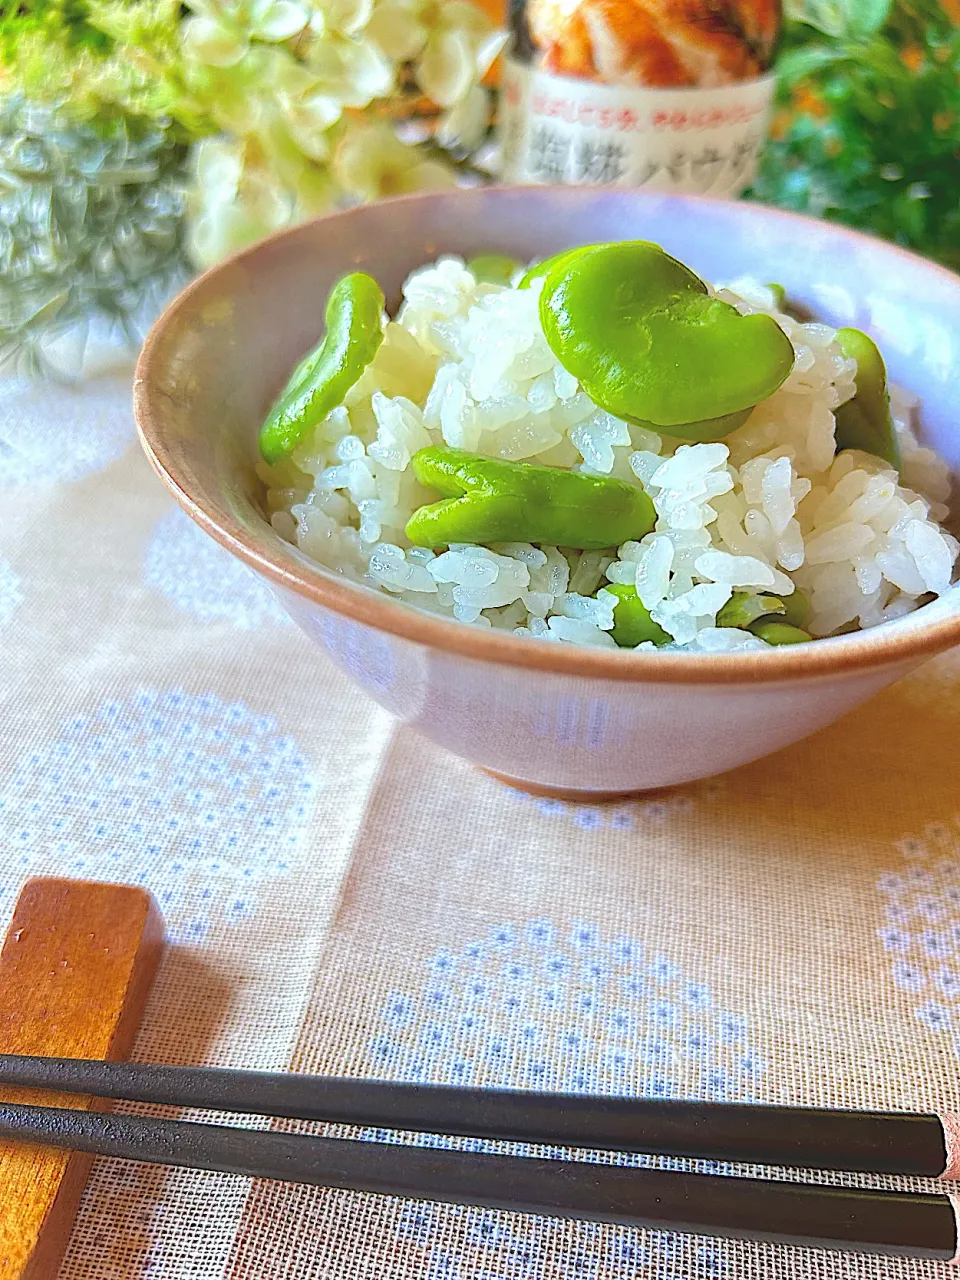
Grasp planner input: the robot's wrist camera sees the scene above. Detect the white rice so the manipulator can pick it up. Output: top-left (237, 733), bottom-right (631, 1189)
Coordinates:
top-left (260, 258), bottom-right (957, 651)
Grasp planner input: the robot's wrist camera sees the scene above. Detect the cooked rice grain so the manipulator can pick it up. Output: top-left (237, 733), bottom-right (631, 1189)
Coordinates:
top-left (260, 261), bottom-right (957, 651)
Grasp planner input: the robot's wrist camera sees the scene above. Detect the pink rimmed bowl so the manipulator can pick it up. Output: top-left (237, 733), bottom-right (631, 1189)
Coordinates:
top-left (134, 187), bottom-right (960, 798)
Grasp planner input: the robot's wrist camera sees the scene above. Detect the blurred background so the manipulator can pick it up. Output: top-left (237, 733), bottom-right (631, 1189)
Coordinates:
top-left (0, 0), bottom-right (956, 382)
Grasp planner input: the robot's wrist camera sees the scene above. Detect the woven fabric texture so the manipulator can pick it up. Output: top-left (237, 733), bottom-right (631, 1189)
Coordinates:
top-left (1, 369), bottom-right (959, 1278)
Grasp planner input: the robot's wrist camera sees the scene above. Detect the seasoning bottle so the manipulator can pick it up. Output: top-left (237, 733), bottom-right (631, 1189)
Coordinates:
top-left (498, 0), bottom-right (781, 196)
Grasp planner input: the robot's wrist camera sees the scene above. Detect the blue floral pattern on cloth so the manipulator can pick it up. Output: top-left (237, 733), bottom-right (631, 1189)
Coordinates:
top-left (394, 1204), bottom-right (725, 1280)
top-left (371, 919), bottom-right (759, 1098)
top-left (877, 821), bottom-right (960, 1039)
top-left (502, 782), bottom-right (724, 833)
top-left (365, 918), bottom-right (764, 1279)
top-left (0, 374), bottom-right (135, 486)
top-left (144, 507), bottom-right (290, 629)
top-left (0, 689), bottom-right (317, 943)
top-left (0, 559), bottom-right (22, 629)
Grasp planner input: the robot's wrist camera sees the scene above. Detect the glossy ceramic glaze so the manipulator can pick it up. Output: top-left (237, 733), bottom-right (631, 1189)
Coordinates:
top-left (135, 188), bottom-right (960, 796)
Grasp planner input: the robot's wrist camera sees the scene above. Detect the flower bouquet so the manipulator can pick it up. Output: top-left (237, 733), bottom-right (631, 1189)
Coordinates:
top-left (0, 0), bottom-right (504, 378)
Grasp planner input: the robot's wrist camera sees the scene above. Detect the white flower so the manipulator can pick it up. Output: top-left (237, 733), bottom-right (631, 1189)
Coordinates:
top-left (430, 0), bottom-right (500, 43)
top-left (418, 27), bottom-right (475, 106)
top-left (249, 0), bottom-right (310, 41)
top-left (475, 27), bottom-right (509, 77)
top-left (308, 32), bottom-right (395, 106)
top-left (201, 45), bottom-right (305, 135)
top-left (182, 14), bottom-right (249, 66)
top-left (281, 89), bottom-right (342, 158)
top-left (192, 136), bottom-right (244, 200)
top-left (365, 0), bottom-right (429, 61)
top-left (416, 1), bottom-right (505, 106)
top-left (333, 121), bottom-right (456, 201)
top-left (437, 83), bottom-right (490, 150)
top-left (314, 0), bottom-right (375, 36)
top-left (188, 137), bottom-right (298, 266)
top-left (181, 0), bottom-right (505, 267)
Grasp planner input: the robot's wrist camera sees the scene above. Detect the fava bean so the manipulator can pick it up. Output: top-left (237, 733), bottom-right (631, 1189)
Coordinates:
top-left (834, 327), bottom-right (900, 471)
top-left (779, 589), bottom-right (810, 629)
top-left (518, 246), bottom-right (593, 290)
top-left (718, 587), bottom-right (810, 635)
top-left (259, 271), bottom-right (384, 465)
top-left (538, 242), bottom-right (795, 440)
top-left (717, 592), bottom-right (786, 629)
top-left (406, 447), bottom-right (656, 550)
top-left (602, 584), bottom-right (671, 648)
top-left (751, 620), bottom-right (812, 645)
top-left (467, 254), bottom-right (521, 286)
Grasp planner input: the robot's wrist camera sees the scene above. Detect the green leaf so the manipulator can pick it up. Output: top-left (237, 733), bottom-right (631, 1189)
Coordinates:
top-left (752, 1), bottom-right (960, 273)
top-left (785, 0), bottom-right (892, 38)
top-left (846, 0), bottom-right (893, 36)
top-left (785, 0), bottom-right (848, 37)
top-left (777, 43), bottom-right (852, 86)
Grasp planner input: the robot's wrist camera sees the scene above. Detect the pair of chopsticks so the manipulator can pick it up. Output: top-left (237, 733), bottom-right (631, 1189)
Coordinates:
top-left (0, 1054), bottom-right (958, 1260)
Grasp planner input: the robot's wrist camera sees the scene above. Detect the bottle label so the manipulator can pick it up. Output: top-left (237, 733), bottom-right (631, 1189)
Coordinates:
top-left (498, 0), bottom-right (781, 195)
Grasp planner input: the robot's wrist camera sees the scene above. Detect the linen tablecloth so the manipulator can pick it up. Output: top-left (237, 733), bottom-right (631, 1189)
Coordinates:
top-left (2, 365), bottom-right (959, 1279)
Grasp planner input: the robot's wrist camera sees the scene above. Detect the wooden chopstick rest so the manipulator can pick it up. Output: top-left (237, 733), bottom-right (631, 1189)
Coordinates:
top-left (0, 877), bottom-right (164, 1279)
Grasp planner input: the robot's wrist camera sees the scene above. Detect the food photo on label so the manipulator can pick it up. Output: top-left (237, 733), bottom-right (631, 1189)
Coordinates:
top-left (498, 0), bottom-right (782, 192)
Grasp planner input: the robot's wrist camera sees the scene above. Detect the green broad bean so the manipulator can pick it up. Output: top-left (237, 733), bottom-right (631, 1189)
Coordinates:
top-left (717, 592), bottom-right (786, 629)
top-left (406, 447), bottom-right (656, 550)
top-left (779, 589), bottom-right (809, 629)
top-left (717, 588), bottom-right (810, 631)
top-left (750, 620), bottom-right (812, 645)
top-left (538, 241), bottom-right (795, 440)
top-left (601, 584), bottom-right (670, 647)
top-left (467, 254), bottom-right (521, 285)
top-left (259, 271), bottom-right (384, 465)
top-left (517, 246), bottom-right (594, 289)
top-left (834, 327), bottom-right (900, 471)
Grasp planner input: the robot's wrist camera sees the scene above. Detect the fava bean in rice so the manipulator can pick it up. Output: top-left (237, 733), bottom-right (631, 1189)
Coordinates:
top-left (260, 257), bottom-right (957, 651)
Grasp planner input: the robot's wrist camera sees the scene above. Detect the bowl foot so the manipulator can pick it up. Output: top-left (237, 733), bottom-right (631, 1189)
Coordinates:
top-left (479, 767), bottom-right (676, 802)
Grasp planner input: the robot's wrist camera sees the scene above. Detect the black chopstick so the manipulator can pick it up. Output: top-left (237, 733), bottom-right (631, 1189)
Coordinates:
top-left (0, 1101), bottom-right (955, 1259)
top-left (0, 1053), bottom-right (949, 1177)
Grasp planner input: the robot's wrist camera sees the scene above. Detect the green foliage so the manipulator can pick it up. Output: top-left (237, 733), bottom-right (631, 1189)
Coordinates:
top-left (786, 0), bottom-right (894, 39)
top-left (0, 0), bottom-right (110, 54)
top-left (0, 0), bottom-right (501, 270)
top-left (751, 0), bottom-right (960, 269)
top-left (0, 0), bottom-right (205, 134)
top-left (0, 95), bottom-right (189, 378)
